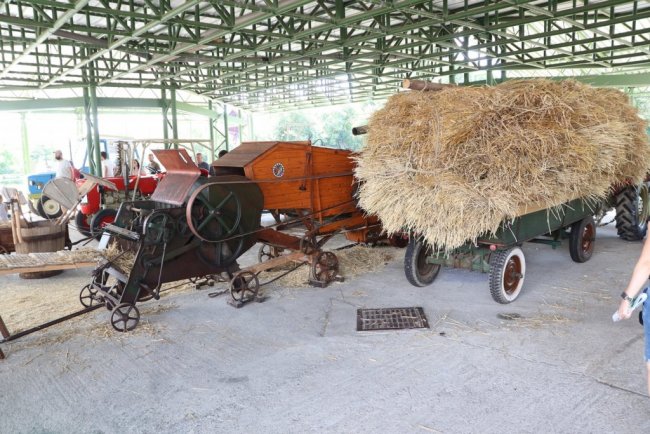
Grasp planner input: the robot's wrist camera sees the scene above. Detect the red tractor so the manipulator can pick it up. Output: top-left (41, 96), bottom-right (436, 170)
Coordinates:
top-left (75, 175), bottom-right (160, 238)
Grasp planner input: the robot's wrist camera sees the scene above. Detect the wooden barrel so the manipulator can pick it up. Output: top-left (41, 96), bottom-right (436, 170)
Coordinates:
top-left (15, 221), bottom-right (67, 279)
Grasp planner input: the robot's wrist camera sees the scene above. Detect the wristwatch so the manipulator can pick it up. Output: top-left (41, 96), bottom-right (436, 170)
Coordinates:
top-left (621, 292), bottom-right (634, 303)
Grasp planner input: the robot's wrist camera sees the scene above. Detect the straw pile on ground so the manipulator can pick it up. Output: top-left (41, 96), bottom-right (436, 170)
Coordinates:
top-left (355, 79), bottom-right (650, 251)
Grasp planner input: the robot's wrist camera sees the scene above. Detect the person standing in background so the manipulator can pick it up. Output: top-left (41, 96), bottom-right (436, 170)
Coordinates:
top-left (100, 151), bottom-right (116, 178)
top-left (196, 152), bottom-right (210, 171)
top-left (147, 153), bottom-right (161, 173)
top-left (132, 159), bottom-right (146, 176)
top-left (53, 150), bottom-right (73, 179)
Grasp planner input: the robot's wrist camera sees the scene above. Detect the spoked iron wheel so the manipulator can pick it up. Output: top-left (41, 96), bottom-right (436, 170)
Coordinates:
top-left (143, 213), bottom-right (174, 244)
top-left (310, 251), bottom-right (339, 285)
top-left (110, 303), bottom-right (140, 332)
top-left (489, 247), bottom-right (526, 304)
top-left (258, 244), bottom-right (284, 263)
top-left (79, 283), bottom-right (101, 308)
top-left (229, 271), bottom-right (260, 303)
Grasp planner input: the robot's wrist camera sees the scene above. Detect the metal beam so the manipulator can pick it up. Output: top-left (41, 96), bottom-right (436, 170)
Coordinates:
top-left (0, 0), bottom-right (90, 80)
top-left (41, 0), bottom-right (202, 89)
top-left (20, 113), bottom-right (30, 174)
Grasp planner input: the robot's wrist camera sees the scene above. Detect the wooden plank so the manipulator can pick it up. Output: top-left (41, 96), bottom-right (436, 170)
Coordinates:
top-left (0, 260), bottom-right (98, 276)
top-left (242, 251), bottom-right (309, 274)
top-left (0, 250), bottom-right (102, 275)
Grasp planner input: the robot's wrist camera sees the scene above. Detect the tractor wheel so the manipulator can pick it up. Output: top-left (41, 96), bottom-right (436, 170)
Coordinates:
top-left (615, 184), bottom-right (649, 241)
top-left (569, 216), bottom-right (596, 263)
top-left (75, 212), bottom-right (92, 237)
top-left (489, 247), bottom-right (526, 304)
top-left (90, 208), bottom-right (117, 240)
top-left (404, 238), bottom-right (440, 287)
top-left (37, 194), bottom-right (62, 219)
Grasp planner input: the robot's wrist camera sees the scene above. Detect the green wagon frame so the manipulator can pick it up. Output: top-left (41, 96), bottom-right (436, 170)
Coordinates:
top-left (404, 198), bottom-right (599, 304)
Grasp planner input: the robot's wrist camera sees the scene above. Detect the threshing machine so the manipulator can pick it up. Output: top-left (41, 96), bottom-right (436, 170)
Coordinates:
top-left (83, 142), bottom-right (387, 331)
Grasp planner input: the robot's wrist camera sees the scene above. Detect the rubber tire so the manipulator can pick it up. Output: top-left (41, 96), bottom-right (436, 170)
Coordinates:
top-left (36, 194), bottom-right (63, 219)
top-left (404, 238), bottom-right (440, 287)
top-left (75, 212), bottom-right (92, 237)
top-left (489, 247), bottom-right (526, 304)
top-left (569, 216), bottom-right (596, 263)
top-left (90, 208), bottom-right (118, 240)
top-left (615, 184), bottom-right (648, 241)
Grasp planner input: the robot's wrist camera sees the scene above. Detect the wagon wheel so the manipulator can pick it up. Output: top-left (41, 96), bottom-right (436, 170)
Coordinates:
top-left (79, 283), bottom-right (101, 308)
top-left (311, 251), bottom-right (339, 284)
top-left (489, 247), bottom-right (526, 304)
top-left (569, 216), bottom-right (596, 263)
top-left (229, 271), bottom-right (260, 303)
top-left (110, 303), bottom-right (140, 332)
top-left (404, 238), bottom-right (440, 287)
top-left (186, 182), bottom-right (242, 242)
top-left (258, 244), bottom-right (284, 263)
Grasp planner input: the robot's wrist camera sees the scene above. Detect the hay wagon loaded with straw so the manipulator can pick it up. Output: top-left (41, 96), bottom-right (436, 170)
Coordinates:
top-left (403, 199), bottom-right (598, 303)
top-left (354, 78), bottom-right (650, 304)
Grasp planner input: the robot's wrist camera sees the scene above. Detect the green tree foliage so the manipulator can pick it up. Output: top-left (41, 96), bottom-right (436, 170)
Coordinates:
top-left (274, 112), bottom-right (317, 141)
top-left (320, 107), bottom-right (362, 150)
top-left (30, 146), bottom-right (56, 171)
top-left (0, 149), bottom-right (16, 174)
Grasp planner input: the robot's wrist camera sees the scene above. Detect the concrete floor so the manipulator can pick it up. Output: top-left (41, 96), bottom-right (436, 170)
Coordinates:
top-left (1, 221), bottom-right (649, 433)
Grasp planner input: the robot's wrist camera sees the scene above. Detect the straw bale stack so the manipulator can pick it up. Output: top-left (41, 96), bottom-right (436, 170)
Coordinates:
top-left (354, 79), bottom-right (650, 251)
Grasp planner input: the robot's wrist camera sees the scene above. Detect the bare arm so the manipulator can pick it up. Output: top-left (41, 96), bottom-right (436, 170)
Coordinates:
top-left (617, 236), bottom-right (650, 319)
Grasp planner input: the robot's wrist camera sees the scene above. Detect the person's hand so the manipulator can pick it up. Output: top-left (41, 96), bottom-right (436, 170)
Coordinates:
top-left (617, 299), bottom-right (632, 320)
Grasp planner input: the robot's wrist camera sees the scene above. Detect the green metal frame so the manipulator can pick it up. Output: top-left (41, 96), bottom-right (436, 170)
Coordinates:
top-left (0, 1), bottom-right (650, 112)
top-left (427, 197), bottom-right (597, 272)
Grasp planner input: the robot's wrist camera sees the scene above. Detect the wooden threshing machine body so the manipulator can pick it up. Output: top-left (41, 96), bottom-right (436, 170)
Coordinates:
top-left (213, 141), bottom-right (358, 220)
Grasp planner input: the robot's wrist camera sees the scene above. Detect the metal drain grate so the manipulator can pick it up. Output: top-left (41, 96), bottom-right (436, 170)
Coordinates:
top-left (356, 307), bottom-right (429, 331)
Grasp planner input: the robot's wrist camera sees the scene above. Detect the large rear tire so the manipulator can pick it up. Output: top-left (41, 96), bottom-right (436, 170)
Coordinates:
top-left (90, 208), bottom-right (117, 240)
top-left (615, 184), bottom-right (649, 241)
top-left (404, 238), bottom-right (440, 287)
top-left (75, 211), bottom-right (92, 237)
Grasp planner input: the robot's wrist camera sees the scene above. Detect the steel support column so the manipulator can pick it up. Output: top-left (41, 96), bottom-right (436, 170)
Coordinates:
top-left (208, 100), bottom-right (215, 162)
top-left (209, 100), bottom-right (228, 155)
top-left (20, 113), bottom-right (30, 174)
top-left (171, 88), bottom-right (178, 146)
top-left (223, 104), bottom-right (229, 151)
top-left (82, 61), bottom-right (101, 176)
top-left (161, 87), bottom-right (179, 148)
